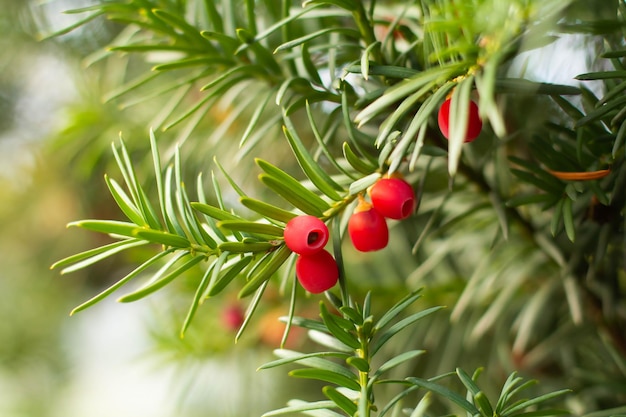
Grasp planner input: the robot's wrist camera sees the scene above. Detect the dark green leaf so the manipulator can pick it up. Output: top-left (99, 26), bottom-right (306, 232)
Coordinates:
top-left (105, 175), bottom-right (146, 227)
top-left (259, 174), bottom-right (328, 217)
top-left (475, 391), bottom-right (495, 417)
top-left (494, 79), bottom-right (580, 95)
top-left (320, 302), bottom-right (361, 349)
top-left (551, 95), bottom-right (584, 121)
top-left (200, 31), bottom-right (238, 54)
top-left (134, 229), bottom-right (191, 248)
top-left (303, 0), bottom-right (358, 11)
top-left (118, 253), bottom-right (205, 302)
top-left (69, 250), bottom-right (173, 315)
top-left (342, 142), bottom-right (377, 175)
top-left (339, 306), bottom-right (363, 325)
top-left (356, 63), bottom-right (465, 127)
top-left (286, 316), bottom-right (330, 333)
top-left (374, 289), bottom-right (422, 331)
top-left (236, 28), bottom-right (281, 74)
top-left (52, 238), bottom-right (147, 273)
top-left (562, 198), bottom-right (576, 242)
top-left (373, 350), bottom-right (425, 379)
top-left (151, 9), bottom-right (209, 48)
top-left (207, 256), bottom-right (252, 297)
top-left (496, 373), bottom-right (525, 413)
top-left (256, 159), bottom-right (331, 214)
top-left (378, 385), bottom-right (422, 417)
top-left (501, 379), bottom-right (540, 412)
top-left (282, 117), bottom-right (344, 200)
top-left (372, 306), bottom-right (443, 354)
top-left (323, 386), bottom-right (358, 416)
top-left (69, 220), bottom-right (139, 238)
top-left (239, 89), bottom-right (275, 148)
top-left (348, 172), bottom-right (381, 196)
top-left (191, 202), bottom-right (243, 221)
top-left (250, 3), bottom-right (325, 43)
top-left (235, 279), bottom-right (270, 342)
top-left (239, 245), bottom-right (292, 297)
top-left (290, 368), bottom-right (361, 391)
top-left (550, 198), bottom-right (565, 236)
top-left (265, 349), bottom-right (357, 382)
top-left (309, 329), bottom-right (355, 352)
top-left (275, 28), bottom-right (360, 53)
top-left (218, 241), bottom-right (276, 253)
top-left (575, 70), bottom-right (626, 80)
top-left (510, 169), bottom-right (564, 194)
top-left (456, 368), bottom-right (482, 396)
top-left (180, 259), bottom-right (217, 337)
top-left (37, 11), bottom-right (105, 40)
top-left (112, 140), bottom-right (162, 230)
top-left (597, 80), bottom-right (626, 106)
top-left (346, 356), bottom-right (370, 373)
top-left (503, 390), bottom-right (571, 416)
top-left (375, 79), bottom-right (437, 148)
top-left (152, 56), bottom-right (231, 71)
top-left (301, 44), bottom-right (323, 85)
top-left (345, 64), bottom-right (419, 79)
top-left (407, 377), bottom-right (480, 415)
top-left (164, 167), bottom-right (188, 237)
top-left (240, 197), bottom-right (297, 223)
top-left (601, 50), bottom-right (626, 58)
top-left (575, 95), bottom-right (626, 127)
top-left (202, 0), bottom-right (223, 33)
top-left (506, 193), bottom-right (557, 207)
top-left (217, 220), bottom-right (284, 236)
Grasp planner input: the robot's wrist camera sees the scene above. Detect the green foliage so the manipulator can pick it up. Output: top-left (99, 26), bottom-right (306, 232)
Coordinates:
top-left (40, 0), bottom-right (626, 415)
top-left (259, 294), bottom-right (569, 417)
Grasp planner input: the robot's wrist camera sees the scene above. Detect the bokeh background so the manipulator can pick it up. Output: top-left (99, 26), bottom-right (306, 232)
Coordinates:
top-left (1, 1), bottom-right (625, 417)
top-left (0, 1), bottom-right (301, 415)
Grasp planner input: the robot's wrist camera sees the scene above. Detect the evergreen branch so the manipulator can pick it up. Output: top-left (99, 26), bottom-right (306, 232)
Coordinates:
top-left (262, 292), bottom-right (437, 416)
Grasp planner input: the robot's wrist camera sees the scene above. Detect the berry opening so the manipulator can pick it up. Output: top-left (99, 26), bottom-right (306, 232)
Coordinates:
top-left (370, 178), bottom-right (416, 220)
top-left (400, 199), bottom-right (413, 218)
top-left (283, 216), bottom-right (330, 255)
top-left (307, 231), bottom-right (319, 244)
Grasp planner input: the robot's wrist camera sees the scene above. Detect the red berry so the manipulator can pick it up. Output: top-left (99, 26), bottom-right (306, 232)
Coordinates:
top-left (295, 249), bottom-right (339, 294)
top-left (348, 201), bottom-right (389, 252)
top-left (437, 98), bottom-right (482, 143)
top-left (370, 177), bottom-right (416, 220)
top-left (284, 215), bottom-right (329, 255)
top-left (221, 304), bottom-right (245, 331)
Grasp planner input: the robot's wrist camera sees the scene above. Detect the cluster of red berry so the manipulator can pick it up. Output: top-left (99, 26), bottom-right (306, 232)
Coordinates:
top-left (283, 177), bottom-right (417, 294)
top-left (348, 177), bottom-right (416, 251)
top-left (282, 97), bottom-right (481, 294)
top-left (284, 215), bottom-right (337, 293)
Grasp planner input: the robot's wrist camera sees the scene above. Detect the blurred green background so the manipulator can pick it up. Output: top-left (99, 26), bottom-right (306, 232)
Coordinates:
top-left (0, 1), bottom-right (301, 415)
top-left (1, 1), bottom-right (625, 416)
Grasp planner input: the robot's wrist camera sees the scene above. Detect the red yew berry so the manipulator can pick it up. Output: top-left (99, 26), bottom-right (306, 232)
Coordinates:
top-left (221, 303), bottom-right (245, 331)
top-left (348, 199), bottom-right (389, 252)
top-left (295, 249), bottom-right (339, 294)
top-left (284, 215), bottom-right (329, 255)
top-left (370, 177), bottom-right (416, 220)
top-left (437, 97), bottom-right (482, 143)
